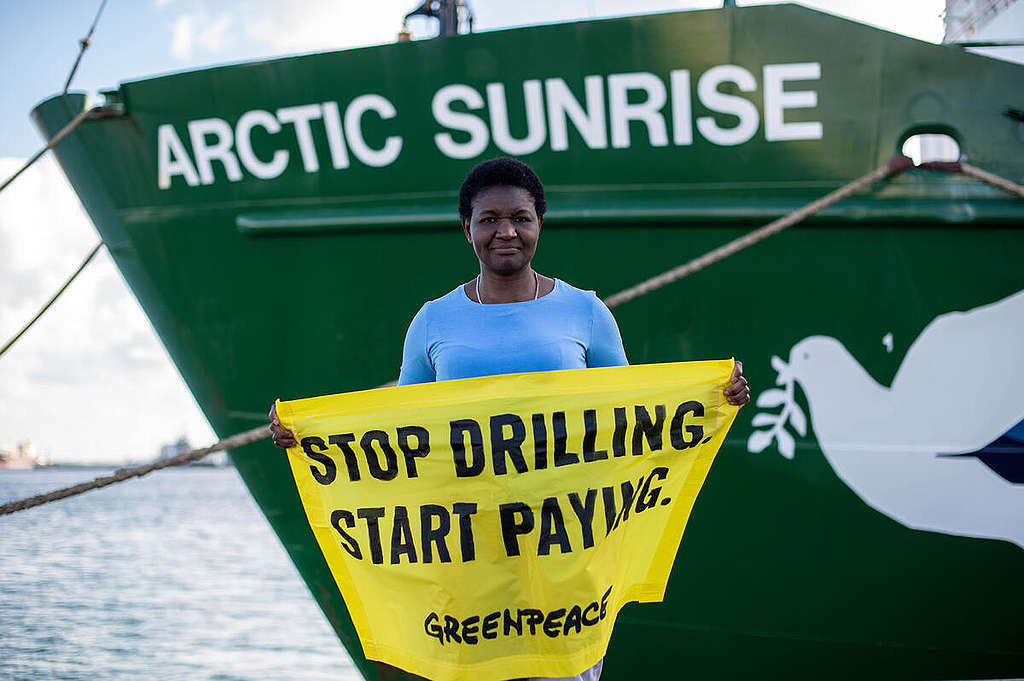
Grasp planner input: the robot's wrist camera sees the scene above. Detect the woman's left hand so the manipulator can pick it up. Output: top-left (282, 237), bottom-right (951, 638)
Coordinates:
top-left (724, 360), bottom-right (750, 407)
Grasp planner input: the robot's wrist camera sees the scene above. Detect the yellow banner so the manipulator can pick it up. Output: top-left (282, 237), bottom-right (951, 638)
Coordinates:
top-left (277, 361), bottom-right (738, 681)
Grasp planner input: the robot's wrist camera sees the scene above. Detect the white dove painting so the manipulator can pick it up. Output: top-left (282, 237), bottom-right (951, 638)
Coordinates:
top-left (748, 288), bottom-right (1024, 548)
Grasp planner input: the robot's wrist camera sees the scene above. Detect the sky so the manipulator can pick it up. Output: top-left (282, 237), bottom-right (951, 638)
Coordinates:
top-left (0, 0), bottom-right (950, 464)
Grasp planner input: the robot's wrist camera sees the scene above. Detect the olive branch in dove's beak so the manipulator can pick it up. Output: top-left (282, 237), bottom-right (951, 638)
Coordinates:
top-left (747, 355), bottom-right (807, 459)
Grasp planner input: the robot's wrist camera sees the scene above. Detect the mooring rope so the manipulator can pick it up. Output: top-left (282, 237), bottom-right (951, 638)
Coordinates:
top-left (956, 162), bottom-right (1024, 199)
top-left (602, 155), bottom-right (914, 309)
top-left (0, 242), bottom-right (105, 359)
top-left (63, 0), bottom-right (110, 95)
top-left (601, 158), bottom-right (1024, 311)
top-left (4, 154), bottom-right (1023, 517)
top-left (0, 0), bottom-right (108, 196)
top-left (0, 108), bottom-right (95, 195)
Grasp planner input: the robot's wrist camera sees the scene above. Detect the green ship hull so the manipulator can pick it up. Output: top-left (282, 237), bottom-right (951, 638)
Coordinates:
top-left (34, 5), bottom-right (1024, 679)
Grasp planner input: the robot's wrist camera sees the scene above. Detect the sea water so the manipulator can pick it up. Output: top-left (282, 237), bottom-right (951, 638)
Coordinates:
top-left (0, 467), bottom-right (362, 681)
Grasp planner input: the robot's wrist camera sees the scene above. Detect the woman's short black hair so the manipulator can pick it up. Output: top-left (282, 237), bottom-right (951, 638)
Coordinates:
top-left (458, 157), bottom-right (546, 222)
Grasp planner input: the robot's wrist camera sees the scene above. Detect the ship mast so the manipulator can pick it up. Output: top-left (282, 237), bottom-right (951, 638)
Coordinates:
top-left (943, 0), bottom-right (1017, 42)
top-left (403, 0), bottom-right (475, 38)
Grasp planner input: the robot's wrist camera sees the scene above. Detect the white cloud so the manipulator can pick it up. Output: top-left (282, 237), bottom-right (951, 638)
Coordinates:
top-left (0, 156), bottom-right (215, 464)
top-left (168, 7), bottom-right (236, 61)
top-left (171, 13), bottom-right (195, 59)
top-left (197, 12), bottom-right (235, 53)
top-left (159, 0), bottom-right (428, 63)
top-left (244, 0), bottom-right (431, 54)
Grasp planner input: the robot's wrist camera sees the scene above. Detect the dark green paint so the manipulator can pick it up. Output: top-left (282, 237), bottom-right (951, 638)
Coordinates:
top-left (33, 5), bottom-right (1024, 680)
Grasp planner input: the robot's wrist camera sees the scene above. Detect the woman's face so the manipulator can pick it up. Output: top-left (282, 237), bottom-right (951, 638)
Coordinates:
top-left (462, 185), bottom-right (542, 276)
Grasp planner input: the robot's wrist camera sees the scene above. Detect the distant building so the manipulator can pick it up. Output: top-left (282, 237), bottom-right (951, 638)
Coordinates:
top-left (157, 436), bottom-right (231, 466)
top-left (0, 441), bottom-right (41, 469)
top-left (158, 436), bottom-right (192, 461)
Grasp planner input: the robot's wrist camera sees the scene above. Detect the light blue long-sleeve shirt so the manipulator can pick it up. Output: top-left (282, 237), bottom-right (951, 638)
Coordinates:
top-left (398, 278), bottom-right (628, 385)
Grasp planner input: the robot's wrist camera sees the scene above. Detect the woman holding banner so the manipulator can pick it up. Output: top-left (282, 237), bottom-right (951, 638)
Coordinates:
top-left (270, 157), bottom-right (749, 681)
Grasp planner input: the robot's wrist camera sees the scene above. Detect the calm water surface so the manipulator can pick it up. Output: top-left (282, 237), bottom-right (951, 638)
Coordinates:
top-left (0, 467), bottom-right (361, 681)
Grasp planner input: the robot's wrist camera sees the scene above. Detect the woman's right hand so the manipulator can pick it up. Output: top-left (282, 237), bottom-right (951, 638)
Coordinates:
top-left (268, 401), bottom-right (297, 449)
